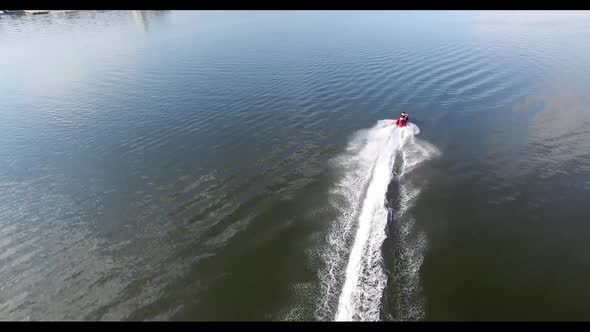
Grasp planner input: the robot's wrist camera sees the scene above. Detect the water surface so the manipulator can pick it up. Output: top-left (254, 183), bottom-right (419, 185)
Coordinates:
top-left (1, 10), bottom-right (590, 320)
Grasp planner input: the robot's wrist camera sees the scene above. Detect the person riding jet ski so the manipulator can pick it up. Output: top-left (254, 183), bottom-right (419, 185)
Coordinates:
top-left (396, 112), bottom-right (409, 127)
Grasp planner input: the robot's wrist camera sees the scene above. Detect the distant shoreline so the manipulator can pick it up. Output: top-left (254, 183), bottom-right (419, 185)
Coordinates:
top-left (1, 10), bottom-right (79, 15)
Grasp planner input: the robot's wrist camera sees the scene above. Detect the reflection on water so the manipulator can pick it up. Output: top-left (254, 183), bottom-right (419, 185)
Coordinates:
top-left (130, 10), bottom-right (170, 33)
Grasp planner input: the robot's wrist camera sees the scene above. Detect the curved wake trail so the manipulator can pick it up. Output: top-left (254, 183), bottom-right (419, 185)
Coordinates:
top-left (316, 119), bottom-right (439, 321)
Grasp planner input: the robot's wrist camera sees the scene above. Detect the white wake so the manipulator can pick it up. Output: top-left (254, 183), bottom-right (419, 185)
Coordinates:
top-left (316, 119), bottom-right (440, 321)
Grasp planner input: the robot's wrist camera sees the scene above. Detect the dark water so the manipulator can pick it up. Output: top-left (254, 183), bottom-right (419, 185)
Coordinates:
top-left (1, 10), bottom-right (590, 321)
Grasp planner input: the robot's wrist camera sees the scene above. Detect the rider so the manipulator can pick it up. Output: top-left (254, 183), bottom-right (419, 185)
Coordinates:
top-left (396, 112), bottom-right (409, 126)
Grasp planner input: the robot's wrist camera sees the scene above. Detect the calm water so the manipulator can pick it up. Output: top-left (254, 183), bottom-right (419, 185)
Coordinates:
top-left (2, 10), bottom-right (590, 321)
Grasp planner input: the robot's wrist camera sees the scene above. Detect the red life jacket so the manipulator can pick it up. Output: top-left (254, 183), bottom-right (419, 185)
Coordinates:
top-left (396, 115), bottom-right (409, 127)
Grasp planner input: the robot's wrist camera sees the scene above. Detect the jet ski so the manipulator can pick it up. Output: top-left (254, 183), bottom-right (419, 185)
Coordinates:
top-left (395, 112), bottom-right (409, 127)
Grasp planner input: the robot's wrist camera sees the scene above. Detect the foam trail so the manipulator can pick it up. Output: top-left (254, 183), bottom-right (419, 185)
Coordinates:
top-left (335, 122), bottom-right (406, 321)
top-left (389, 128), bottom-right (440, 321)
top-left (315, 120), bottom-right (398, 320)
top-left (389, 184), bottom-right (427, 321)
top-left (316, 119), bottom-right (439, 321)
